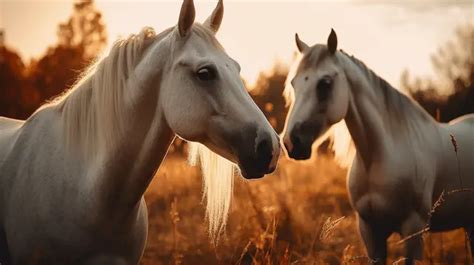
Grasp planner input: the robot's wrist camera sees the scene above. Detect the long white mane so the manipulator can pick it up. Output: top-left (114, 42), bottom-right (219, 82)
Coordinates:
top-left (284, 53), bottom-right (355, 168)
top-left (188, 142), bottom-right (235, 242)
top-left (51, 27), bottom-right (158, 159)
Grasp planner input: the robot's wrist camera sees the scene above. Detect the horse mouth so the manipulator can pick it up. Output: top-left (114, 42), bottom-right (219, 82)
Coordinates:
top-left (287, 147), bottom-right (312, 160)
top-left (238, 163), bottom-right (276, 180)
top-left (241, 171), bottom-right (265, 179)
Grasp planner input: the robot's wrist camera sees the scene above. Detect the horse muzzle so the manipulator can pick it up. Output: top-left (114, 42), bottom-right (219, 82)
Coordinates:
top-left (237, 129), bottom-right (280, 179)
top-left (285, 133), bottom-right (313, 160)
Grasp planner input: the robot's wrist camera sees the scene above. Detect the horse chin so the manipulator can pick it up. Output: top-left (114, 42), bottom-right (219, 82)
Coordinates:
top-left (241, 171), bottom-right (265, 180)
top-left (288, 147), bottom-right (312, 160)
top-left (238, 164), bottom-right (271, 180)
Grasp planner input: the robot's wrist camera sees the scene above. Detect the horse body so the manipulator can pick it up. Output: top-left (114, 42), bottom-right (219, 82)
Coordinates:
top-left (348, 109), bottom-right (474, 263)
top-left (284, 30), bottom-right (473, 264)
top-left (431, 115), bottom-right (474, 230)
top-left (336, 55), bottom-right (474, 262)
top-left (0, 1), bottom-right (280, 264)
top-left (0, 117), bottom-right (23, 163)
top-left (0, 109), bottom-right (151, 264)
top-left (346, 87), bottom-right (474, 220)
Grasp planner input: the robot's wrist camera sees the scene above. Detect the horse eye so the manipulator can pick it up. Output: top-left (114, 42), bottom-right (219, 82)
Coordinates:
top-left (317, 78), bottom-right (332, 90)
top-left (316, 78), bottom-right (332, 101)
top-left (196, 67), bottom-right (217, 81)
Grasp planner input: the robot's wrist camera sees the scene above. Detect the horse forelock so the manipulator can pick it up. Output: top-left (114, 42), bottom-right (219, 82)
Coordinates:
top-left (190, 23), bottom-right (223, 51)
top-left (284, 45), bottom-right (333, 107)
top-left (300, 44), bottom-right (331, 70)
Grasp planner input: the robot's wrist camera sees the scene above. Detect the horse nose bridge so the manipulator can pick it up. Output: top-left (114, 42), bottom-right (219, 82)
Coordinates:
top-left (230, 101), bottom-right (266, 127)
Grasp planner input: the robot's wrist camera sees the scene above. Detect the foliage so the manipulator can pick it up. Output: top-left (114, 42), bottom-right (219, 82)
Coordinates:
top-left (0, 0), bottom-right (107, 119)
top-left (402, 24), bottom-right (474, 122)
top-left (0, 3), bottom-right (472, 263)
top-left (0, 44), bottom-right (31, 117)
top-left (57, 0), bottom-right (107, 59)
top-left (249, 63), bottom-right (289, 134)
top-left (140, 156), bottom-right (469, 265)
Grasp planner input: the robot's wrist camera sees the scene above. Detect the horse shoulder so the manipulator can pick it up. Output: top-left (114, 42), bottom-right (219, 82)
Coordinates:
top-left (348, 150), bottom-right (431, 222)
top-left (348, 155), bottom-right (395, 220)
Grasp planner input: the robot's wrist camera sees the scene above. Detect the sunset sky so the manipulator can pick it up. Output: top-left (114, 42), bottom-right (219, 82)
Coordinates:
top-left (0, 0), bottom-right (472, 87)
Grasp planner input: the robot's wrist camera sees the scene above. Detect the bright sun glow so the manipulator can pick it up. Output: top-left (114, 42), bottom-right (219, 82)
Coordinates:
top-left (1, 1), bottom-right (472, 86)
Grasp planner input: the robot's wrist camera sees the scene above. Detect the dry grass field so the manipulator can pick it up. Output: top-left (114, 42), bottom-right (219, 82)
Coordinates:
top-left (140, 152), bottom-right (470, 265)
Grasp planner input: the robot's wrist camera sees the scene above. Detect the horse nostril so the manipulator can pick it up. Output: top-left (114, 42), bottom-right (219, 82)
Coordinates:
top-left (290, 133), bottom-right (302, 148)
top-left (287, 132), bottom-right (312, 160)
top-left (256, 137), bottom-right (272, 159)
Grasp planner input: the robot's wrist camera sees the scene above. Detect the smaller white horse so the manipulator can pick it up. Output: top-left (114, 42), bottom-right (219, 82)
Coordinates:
top-left (282, 29), bottom-right (474, 264)
top-left (0, 1), bottom-right (280, 264)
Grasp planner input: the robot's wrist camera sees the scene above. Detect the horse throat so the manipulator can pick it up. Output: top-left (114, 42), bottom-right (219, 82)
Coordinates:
top-left (341, 59), bottom-right (391, 170)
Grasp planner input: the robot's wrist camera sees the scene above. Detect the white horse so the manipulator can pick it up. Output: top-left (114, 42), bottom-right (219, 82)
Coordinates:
top-left (282, 29), bottom-right (474, 264)
top-left (0, 1), bottom-right (280, 264)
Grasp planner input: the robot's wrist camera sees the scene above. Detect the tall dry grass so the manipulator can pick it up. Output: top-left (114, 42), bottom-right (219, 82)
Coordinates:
top-left (140, 154), bottom-right (469, 265)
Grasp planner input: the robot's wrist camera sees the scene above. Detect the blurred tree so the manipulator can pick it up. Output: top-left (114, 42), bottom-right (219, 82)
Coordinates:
top-left (57, 0), bottom-right (107, 59)
top-left (402, 24), bottom-right (474, 122)
top-left (0, 0), bottom-right (108, 119)
top-left (431, 25), bottom-right (473, 94)
top-left (29, 0), bottom-right (107, 106)
top-left (0, 31), bottom-right (31, 118)
top-left (250, 62), bottom-right (289, 133)
top-left (28, 45), bottom-right (85, 107)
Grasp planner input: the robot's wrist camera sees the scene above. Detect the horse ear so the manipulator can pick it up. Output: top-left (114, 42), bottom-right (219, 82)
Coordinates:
top-left (327, 28), bottom-right (338, 54)
top-left (295, 33), bottom-right (309, 53)
top-left (178, 0), bottom-right (196, 37)
top-left (204, 0), bottom-right (224, 33)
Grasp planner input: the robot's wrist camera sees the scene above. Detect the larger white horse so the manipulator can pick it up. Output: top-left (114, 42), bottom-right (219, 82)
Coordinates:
top-left (0, 1), bottom-right (280, 264)
top-left (282, 29), bottom-right (474, 264)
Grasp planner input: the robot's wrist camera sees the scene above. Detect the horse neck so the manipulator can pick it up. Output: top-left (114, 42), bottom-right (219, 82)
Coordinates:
top-left (339, 52), bottom-right (434, 169)
top-left (97, 102), bottom-right (174, 215)
top-left (85, 31), bottom-right (175, 215)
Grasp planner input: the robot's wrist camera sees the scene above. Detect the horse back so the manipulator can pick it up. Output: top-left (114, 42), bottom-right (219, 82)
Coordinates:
top-left (0, 117), bottom-right (23, 135)
top-left (446, 113), bottom-right (474, 174)
top-left (447, 113), bottom-right (474, 186)
top-left (430, 113), bottom-right (474, 230)
top-left (0, 117), bottom-right (24, 163)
